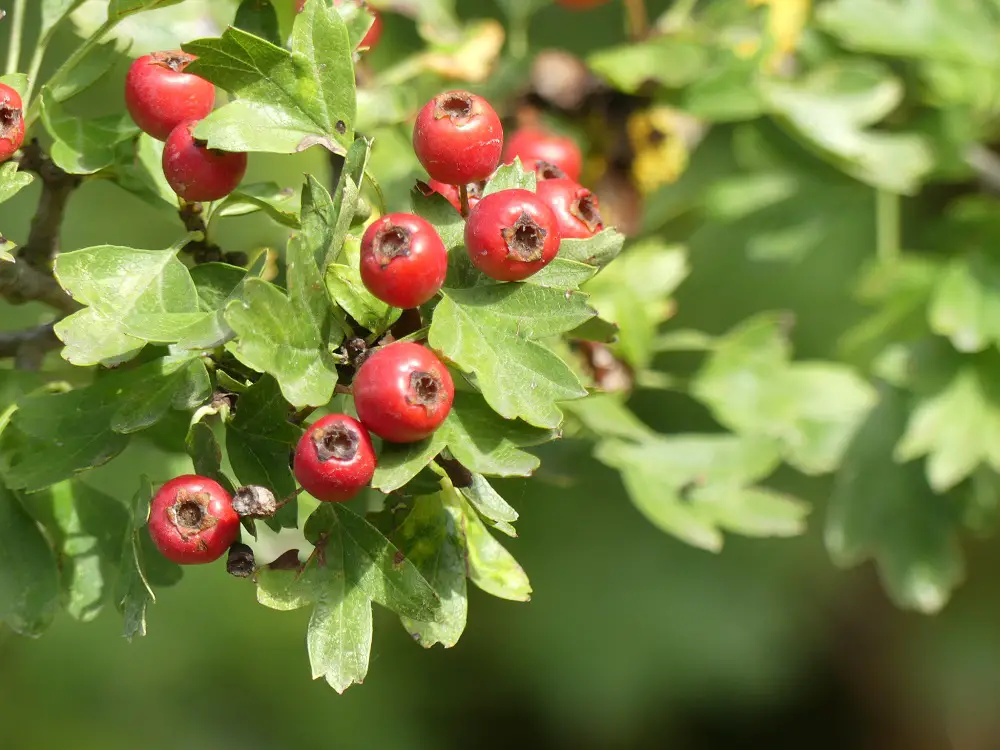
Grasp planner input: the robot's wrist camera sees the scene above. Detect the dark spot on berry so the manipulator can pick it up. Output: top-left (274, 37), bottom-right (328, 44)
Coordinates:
top-left (335, 120), bottom-right (347, 134)
top-left (436, 92), bottom-right (474, 121)
top-left (408, 370), bottom-right (442, 410)
top-left (502, 211), bottom-right (547, 262)
top-left (226, 543), bottom-right (256, 578)
top-left (372, 223), bottom-right (411, 267)
top-left (0, 104), bottom-right (21, 139)
top-left (572, 191), bottom-right (603, 233)
top-left (175, 499), bottom-right (204, 528)
top-left (314, 422), bottom-right (360, 462)
top-left (535, 160), bottom-right (567, 180)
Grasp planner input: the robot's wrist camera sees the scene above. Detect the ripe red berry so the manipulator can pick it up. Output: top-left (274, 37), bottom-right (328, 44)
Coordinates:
top-left (465, 189), bottom-right (560, 281)
top-left (0, 84), bottom-right (25, 163)
top-left (353, 342), bottom-right (455, 443)
top-left (360, 213), bottom-right (448, 309)
top-left (294, 414), bottom-right (376, 503)
top-left (503, 128), bottom-right (583, 182)
top-left (162, 120), bottom-right (248, 202)
top-left (148, 475), bottom-right (240, 564)
top-left (535, 178), bottom-right (604, 239)
top-left (423, 178), bottom-right (484, 213)
top-left (124, 51), bottom-right (215, 141)
top-left (413, 91), bottom-right (503, 186)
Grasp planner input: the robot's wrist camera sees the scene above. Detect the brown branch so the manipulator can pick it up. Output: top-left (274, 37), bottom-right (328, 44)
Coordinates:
top-left (16, 139), bottom-right (81, 272)
top-left (0, 322), bottom-right (60, 368)
top-left (0, 258), bottom-right (79, 313)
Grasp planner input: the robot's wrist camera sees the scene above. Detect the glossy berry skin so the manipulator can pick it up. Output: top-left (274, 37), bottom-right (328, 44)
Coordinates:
top-left (465, 189), bottom-right (560, 281)
top-left (124, 51), bottom-right (215, 141)
top-left (360, 213), bottom-right (448, 309)
top-left (294, 414), bottom-right (376, 503)
top-left (536, 178), bottom-right (604, 239)
top-left (148, 475), bottom-right (240, 564)
top-left (424, 178), bottom-right (483, 213)
top-left (413, 91), bottom-right (503, 186)
top-left (353, 342), bottom-right (455, 443)
top-left (503, 128), bottom-right (583, 182)
top-left (0, 84), bottom-right (24, 163)
top-left (162, 120), bottom-right (248, 202)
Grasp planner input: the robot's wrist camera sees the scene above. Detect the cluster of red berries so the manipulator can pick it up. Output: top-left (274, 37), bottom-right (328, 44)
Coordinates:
top-left (359, 89), bottom-right (603, 307)
top-left (125, 50), bottom-right (247, 202)
top-left (149, 340), bottom-right (454, 565)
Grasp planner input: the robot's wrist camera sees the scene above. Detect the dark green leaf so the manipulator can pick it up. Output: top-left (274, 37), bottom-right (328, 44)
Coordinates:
top-left (40, 89), bottom-right (139, 174)
top-left (113, 477), bottom-right (156, 640)
top-left (233, 0), bottom-right (282, 46)
top-left (0, 486), bottom-right (59, 637)
top-left (456, 472), bottom-right (518, 537)
top-left (186, 422), bottom-right (235, 494)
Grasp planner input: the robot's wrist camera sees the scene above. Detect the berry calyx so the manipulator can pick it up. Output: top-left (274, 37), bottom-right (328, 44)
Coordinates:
top-left (124, 51), bottom-right (215, 141)
top-left (536, 178), bottom-right (604, 239)
top-left (294, 414), bottom-right (377, 503)
top-left (148, 475), bottom-right (240, 564)
top-left (353, 342), bottom-right (455, 443)
top-left (0, 84), bottom-right (25, 163)
top-left (413, 91), bottom-right (503, 186)
top-left (504, 127), bottom-right (583, 182)
top-left (422, 178), bottom-right (484, 213)
top-left (464, 188), bottom-right (561, 281)
top-left (360, 213), bottom-right (448, 309)
top-left (162, 120), bottom-right (248, 202)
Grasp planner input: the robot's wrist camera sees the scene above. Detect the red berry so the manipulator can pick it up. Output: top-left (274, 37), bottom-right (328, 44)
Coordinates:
top-left (294, 414), bottom-right (376, 503)
top-left (124, 51), bottom-right (215, 141)
top-left (0, 84), bottom-right (24, 163)
top-left (360, 213), bottom-right (448, 309)
top-left (162, 120), bottom-right (248, 202)
top-left (465, 189), bottom-right (560, 281)
top-left (424, 178), bottom-right (484, 213)
top-left (413, 91), bottom-right (503, 186)
top-left (148, 475), bottom-right (240, 564)
top-left (353, 342), bottom-right (455, 443)
top-left (535, 178), bottom-right (604, 239)
top-left (503, 128), bottom-right (583, 182)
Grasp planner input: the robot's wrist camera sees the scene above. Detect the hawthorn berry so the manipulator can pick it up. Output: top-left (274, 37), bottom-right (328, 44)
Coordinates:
top-left (503, 128), bottom-right (583, 182)
top-left (424, 178), bottom-right (484, 213)
top-left (353, 342), bottom-right (455, 443)
top-left (360, 213), bottom-right (448, 309)
top-left (465, 188), bottom-right (560, 281)
top-left (413, 91), bottom-right (503, 186)
top-left (124, 51), bottom-right (215, 141)
top-left (148, 475), bottom-right (240, 565)
top-left (0, 84), bottom-right (24, 163)
top-left (162, 120), bottom-right (248, 202)
top-left (536, 178), bottom-right (604, 239)
top-left (294, 414), bottom-right (376, 503)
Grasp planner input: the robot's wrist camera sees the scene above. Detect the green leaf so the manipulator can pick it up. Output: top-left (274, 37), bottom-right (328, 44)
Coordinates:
top-left (233, 0), bottom-right (281, 46)
top-left (186, 422), bottom-right (234, 494)
top-left (0, 486), bottom-right (59, 637)
top-left (827, 387), bottom-right (964, 613)
top-left (212, 183), bottom-right (300, 228)
top-left (895, 364), bottom-right (1000, 492)
top-left (41, 89), bottom-right (139, 175)
top-left (411, 185), bottom-right (464, 250)
top-left (527, 258), bottom-right (598, 290)
top-left (108, 0), bottom-right (185, 20)
top-left (761, 60), bottom-right (933, 194)
top-left (47, 41), bottom-right (119, 103)
top-left (113, 477), bottom-right (156, 640)
top-left (184, 2), bottom-right (356, 154)
top-left (373, 391), bottom-right (553, 492)
top-left (595, 434), bottom-right (785, 552)
top-left (559, 229), bottom-right (625, 269)
top-left (225, 375), bottom-right (299, 524)
top-left (325, 238), bottom-right (400, 334)
top-left (0, 162), bottom-right (34, 204)
top-left (563, 393), bottom-right (654, 442)
top-left (325, 136), bottom-right (373, 266)
top-left (225, 234), bottom-right (341, 407)
top-left (109, 133), bottom-right (176, 210)
top-left (482, 158), bottom-right (536, 197)
top-left (588, 38), bottom-right (708, 94)
top-left (456, 472), bottom-right (518, 537)
top-left (176, 262), bottom-right (250, 350)
top-left (692, 313), bottom-right (877, 475)
top-left (928, 252), bottom-right (1000, 353)
top-left (22, 480), bottom-right (127, 622)
top-left (429, 284), bottom-right (594, 428)
top-left (307, 574), bottom-right (373, 693)
top-left (394, 492), bottom-right (468, 647)
top-left (54, 308), bottom-right (145, 367)
top-left (109, 354), bottom-right (211, 434)
top-left (458, 494), bottom-right (531, 602)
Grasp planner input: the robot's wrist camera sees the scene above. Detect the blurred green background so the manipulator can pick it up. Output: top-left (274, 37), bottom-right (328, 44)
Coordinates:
top-left (4, 1), bottom-right (1000, 748)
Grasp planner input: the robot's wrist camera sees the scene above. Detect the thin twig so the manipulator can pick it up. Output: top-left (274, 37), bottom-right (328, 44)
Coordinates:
top-left (16, 140), bottom-right (82, 272)
top-left (0, 322), bottom-right (60, 368)
top-left (4, 0), bottom-right (26, 76)
top-left (0, 257), bottom-right (79, 312)
top-left (458, 183), bottom-right (471, 218)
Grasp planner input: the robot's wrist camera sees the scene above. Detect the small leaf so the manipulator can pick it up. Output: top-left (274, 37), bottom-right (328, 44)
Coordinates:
top-left (325, 137), bottom-right (373, 266)
top-left (482, 158), bottom-right (536, 196)
top-left (0, 486), bottom-right (59, 637)
top-left (233, 0), bottom-right (281, 46)
top-left (41, 89), bottom-right (139, 174)
top-left (0, 162), bottom-right (34, 204)
top-left (307, 584), bottom-right (373, 693)
top-left (928, 252), bottom-right (1000, 353)
top-left (458, 494), bottom-right (531, 602)
top-left (186, 422), bottom-right (234, 494)
top-left (113, 477), bottom-right (156, 640)
top-left (559, 229), bottom-right (625, 269)
top-left (456, 472), bottom-right (518, 537)
top-left (325, 237), bottom-right (400, 334)
top-left (109, 353), bottom-right (211, 434)
top-left (588, 37), bottom-right (708, 93)
top-left (47, 41), bottom-right (119, 103)
top-left (212, 183), bottom-right (300, 227)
